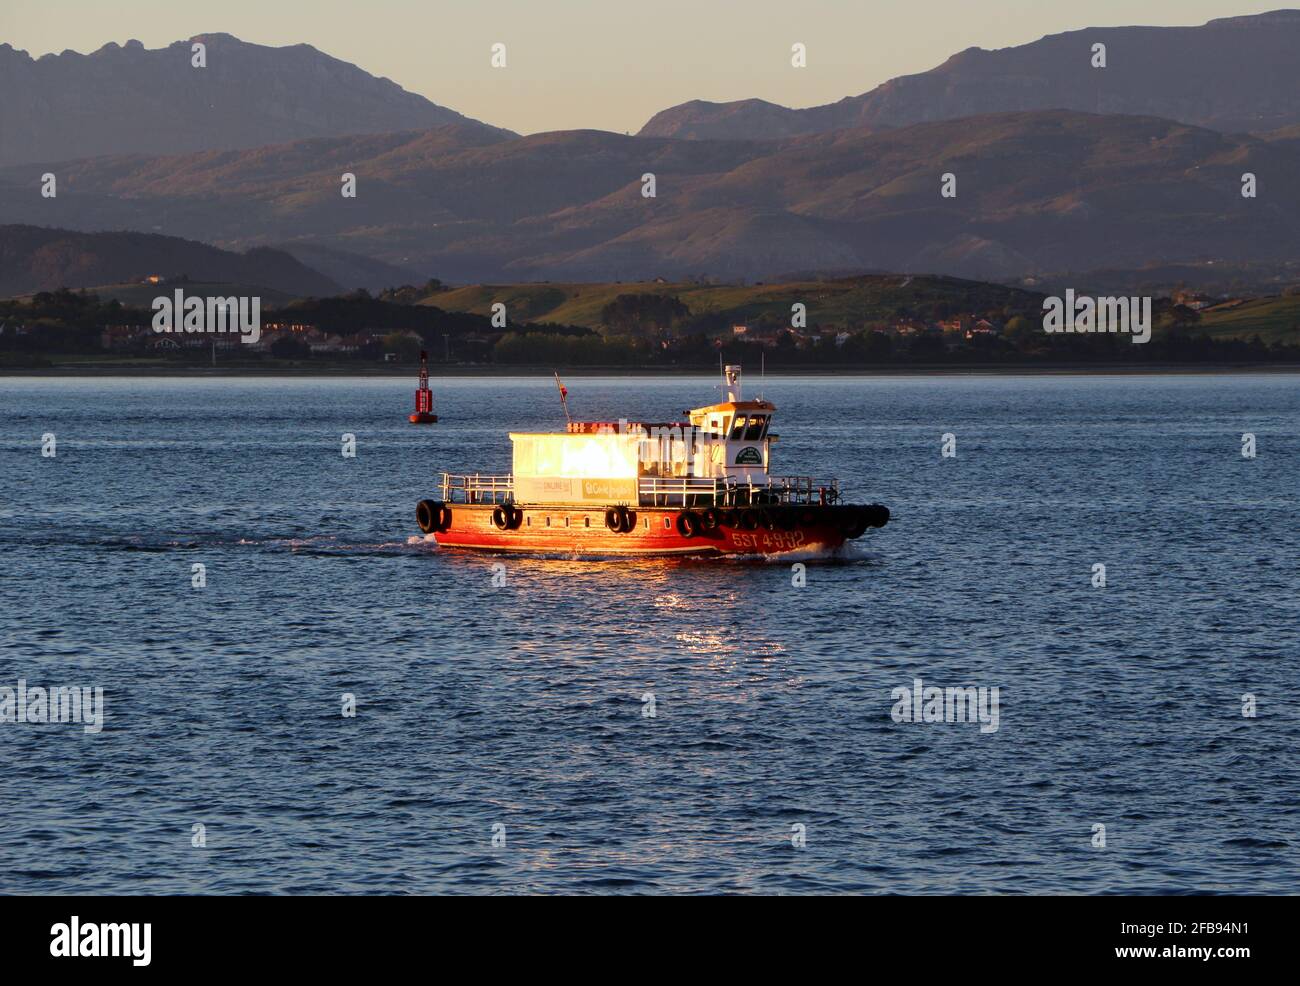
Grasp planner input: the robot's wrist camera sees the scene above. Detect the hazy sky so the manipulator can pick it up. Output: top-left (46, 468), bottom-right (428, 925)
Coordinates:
top-left (2, 0), bottom-right (1287, 134)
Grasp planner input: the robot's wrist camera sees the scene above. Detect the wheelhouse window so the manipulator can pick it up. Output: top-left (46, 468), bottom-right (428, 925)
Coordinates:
top-left (729, 415), bottom-right (748, 440)
top-left (744, 415), bottom-right (768, 440)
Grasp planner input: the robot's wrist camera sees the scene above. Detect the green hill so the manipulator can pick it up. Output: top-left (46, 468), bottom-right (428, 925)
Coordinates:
top-left (1196, 295), bottom-right (1300, 343)
top-left (10, 280), bottom-right (305, 308)
top-left (425, 274), bottom-right (1046, 331)
top-left (0, 224), bottom-right (341, 299)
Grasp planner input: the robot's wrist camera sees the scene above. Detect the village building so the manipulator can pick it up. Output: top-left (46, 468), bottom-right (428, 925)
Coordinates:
top-left (100, 325), bottom-right (150, 349)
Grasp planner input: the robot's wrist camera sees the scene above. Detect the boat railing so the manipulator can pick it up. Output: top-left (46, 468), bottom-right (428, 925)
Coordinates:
top-left (638, 475), bottom-right (839, 508)
top-left (637, 476), bottom-right (723, 507)
top-left (439, 471), bottom-right (839, 507)
top-left (440, 472), bottom-right (515, 504)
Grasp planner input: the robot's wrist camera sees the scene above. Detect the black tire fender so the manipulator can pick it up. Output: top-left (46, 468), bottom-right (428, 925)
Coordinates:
top-left (834, 505), bottom-right (858, 534)
top-left (846, 509), bottom-right (870, 539)
top-left (416, 499), bottom-right (443, 534)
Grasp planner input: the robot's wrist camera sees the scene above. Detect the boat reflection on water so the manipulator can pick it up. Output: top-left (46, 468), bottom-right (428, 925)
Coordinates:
top-left (467, 554), bottom-right (799, 695)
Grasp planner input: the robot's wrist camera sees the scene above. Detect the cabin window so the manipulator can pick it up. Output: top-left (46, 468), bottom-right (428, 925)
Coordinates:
top-left (546, 516), bottom-right (551, 527)
top-left (584, 517), bottom-right (590, 527)
top-left (729, 415), bottom-right (748, 440)
top-left (526, 516), bottom-right (531, 526)
top-left (745, 415), bottom-right (767, 441)
top-left (644, 518), bottom-right (650, 529)
top-left (664, 517), bottom-right (671, 530)
top-left (565, 517), bottom-right (570, 528)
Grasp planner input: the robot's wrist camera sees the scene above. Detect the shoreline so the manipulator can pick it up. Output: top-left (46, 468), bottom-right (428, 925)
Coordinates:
top-left (4, 361), bottom-right (1300, 377)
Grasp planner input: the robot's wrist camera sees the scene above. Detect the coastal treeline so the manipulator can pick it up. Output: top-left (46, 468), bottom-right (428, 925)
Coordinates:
top-left (489, 327), bottom-right (1298, 366)
top-left (3, 286), bottom-right (1298, 368)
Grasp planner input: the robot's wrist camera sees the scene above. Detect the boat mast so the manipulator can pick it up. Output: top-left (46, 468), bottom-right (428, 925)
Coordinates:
top-left (554, 371), bottom-right (572, 426)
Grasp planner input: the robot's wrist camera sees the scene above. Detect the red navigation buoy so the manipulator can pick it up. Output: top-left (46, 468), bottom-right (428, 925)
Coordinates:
top-left (409, 349), bottom-right (438, 424)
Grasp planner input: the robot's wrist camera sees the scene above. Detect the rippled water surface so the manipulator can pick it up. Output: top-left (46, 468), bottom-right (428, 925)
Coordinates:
top-left (1, 373), bottom-right (1297, 894)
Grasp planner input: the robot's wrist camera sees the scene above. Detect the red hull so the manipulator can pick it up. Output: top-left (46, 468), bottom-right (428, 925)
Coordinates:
top-left (427, 504), bottom-right (864, 556)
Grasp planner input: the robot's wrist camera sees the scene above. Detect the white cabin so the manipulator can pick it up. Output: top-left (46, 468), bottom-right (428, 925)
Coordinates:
top-left (447, 366), bottom-right (820, 508)
top-left (684, 365), bottom-right (774, 485)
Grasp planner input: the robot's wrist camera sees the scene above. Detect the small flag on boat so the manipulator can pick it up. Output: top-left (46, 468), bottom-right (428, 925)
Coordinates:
top-left (554, 371), bottom-right (572, 424)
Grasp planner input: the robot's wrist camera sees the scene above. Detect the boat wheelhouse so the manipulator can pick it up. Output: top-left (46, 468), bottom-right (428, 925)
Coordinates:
top-left (416, 366), bottom-right (887, 556)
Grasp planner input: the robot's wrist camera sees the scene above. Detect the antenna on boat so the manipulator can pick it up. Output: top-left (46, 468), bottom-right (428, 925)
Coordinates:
top-left (760, 351), bottom-right (765, 399)
top-left (554, 371), bottom-right (572, 426)
top-left (723, 364), bottom-right (742, 402)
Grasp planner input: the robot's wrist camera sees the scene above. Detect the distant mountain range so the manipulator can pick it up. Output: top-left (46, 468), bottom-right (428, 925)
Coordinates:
top-left (4, 111), bottom-right (1297, 284)
top-left (0, 225), bottom-right (341, 297)
top-left (639, 10), bottom-right (1300, 139)
top-left (0, 33), bottom-right (512, 167)
top-left (2, 12), bottom-right (1299, 294)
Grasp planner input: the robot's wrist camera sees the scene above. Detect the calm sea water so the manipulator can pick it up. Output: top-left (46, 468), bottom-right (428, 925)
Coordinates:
top-left (1, 373), bottom-right (1297, 895)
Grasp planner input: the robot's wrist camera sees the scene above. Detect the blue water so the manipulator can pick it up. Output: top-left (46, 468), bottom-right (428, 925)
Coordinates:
top-left (1, 373), bottom-right (1297, 894)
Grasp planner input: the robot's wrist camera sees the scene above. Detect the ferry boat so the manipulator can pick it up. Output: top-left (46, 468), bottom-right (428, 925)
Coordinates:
top-left (415, 366), bottom-right (888, 557)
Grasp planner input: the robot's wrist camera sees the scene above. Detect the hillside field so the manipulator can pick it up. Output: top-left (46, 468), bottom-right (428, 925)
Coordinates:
top-left (422, 275), bottom-right (1046, 331)
top-left (1196, 295), bottom-right (1300, 343)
